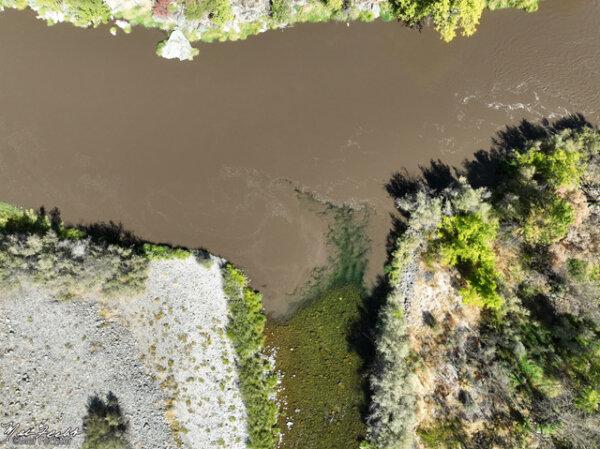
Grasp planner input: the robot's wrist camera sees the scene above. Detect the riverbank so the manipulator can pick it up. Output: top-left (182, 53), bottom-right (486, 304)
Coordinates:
top-left (0, 202), bottom-right (277, 449)
top-left (364, 122), bottom-right (600, 449)
top-left (0, 0), bottom-right (539, 59)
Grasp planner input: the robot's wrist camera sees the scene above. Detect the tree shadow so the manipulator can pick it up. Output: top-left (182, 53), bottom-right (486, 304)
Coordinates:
top-left (83, 221), bottom-right (141, 248)
top-left (465, 113), bottom-right (592, 190)
top-left (347, 274), bottom-right (391, 419)
top-left (385, 168), bottom-right (421, 200)
top-left (82, 392), bottom-right (129, 449)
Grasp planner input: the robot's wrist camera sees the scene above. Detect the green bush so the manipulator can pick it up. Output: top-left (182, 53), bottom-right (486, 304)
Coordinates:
top-left (0, 203), bottom-right (148, 298)
top-left (0, 201), bottom-right (23, 223)
top-left (575, 387), bottom-right (600, 413)
top-left (185, 0), bottom-right (204, 20)
top-left (512, 145), bottom-right (585, 190)
top-left (295, 2), bottom-right (333, 23)
top-left (436, 212), bottom-right (503, 309)
top-left (566, 258), bottom-right (600, 286)
top-left (517, 357), bottom-right (562, 398)
top-left (486, 0), bottom-right (539, 11)
top-left (502, 132), bottom-right (590, 246)
top-left (0, 204), bottom-right (50, 234)
top-left (63, 0), bottom-right (112, 27)
top-left (143, 243), bottom-right (191, 260)
top-left (186, 0), bottom-right (233, 26)
top-left (325, 0), bottom-right (344, 13)
top-left (29, 0), bottom-right (60, 17)
top-left (82, 393), bottom-right (128, 449)
top-left (437, 213), bottom-right (498, 267)
top-left (61, 227), bottom-right (87, 240)
top-left (270, 0), bottom-right (292, 24)
top-left (222, 265), bottom-right (278, 449)
top-left (417, 419), bottom-right (465, 449)
top-left (567, 258), bottom-right (591, 281)
top-left (522, 196), bottom-right (574, 245)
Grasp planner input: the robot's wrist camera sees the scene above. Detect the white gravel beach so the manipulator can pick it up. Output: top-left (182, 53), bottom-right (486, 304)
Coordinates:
top-left (0, 254), bottom-right (249, 449)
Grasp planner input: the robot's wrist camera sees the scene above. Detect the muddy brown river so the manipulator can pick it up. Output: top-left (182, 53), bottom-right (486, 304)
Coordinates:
top-left (0, 0), bottom-right (598, 316)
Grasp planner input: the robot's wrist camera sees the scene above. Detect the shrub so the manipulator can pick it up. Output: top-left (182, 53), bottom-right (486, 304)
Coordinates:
top-left (487, 0), bottom-right (539, 11)
top-left (522, 196), bottom-right (574, 245)
top-left (366, 233), bottom-right (420, 449)
top-left (186, 0), bottom-right (233, 25)
top-left (270, 0), bottom-right (292, 24)
top-left (501, 131), bottom-right (591, 246)
top-left (82, 393), bottom-right (128, 449)
top-left (0, 230), bottom-right (148, 298)
top-left (567, 258), bottom-right (591, 282)
top-left (575, 387), bottom-right (600, 413)
top-left (0, 201), bottom-right (23, 223)
top-left (143, 243), bottom-right (190, 260)
top-left (517, 357), bottom-right (562, 398)
top-left (185, 0), bottom-right (204, 20)
top-left (459, 262), bottom-right (502, 309)
top-left (296, 2), bottom-right (333, 23)
top-left (417, 419), bottom-right (465, 448)
top-left (61, 227), bottom-right (87, 240)
top-left (0, 204), bottom-right (148, 298)
top-left (325, 0), bottom-right (344, 13)
top-left (222, 265), bottom-right (278, 449)
top-left (437, 213), bottom-right (498, 267)
top-left (30, 0), bottom-right (60, 17)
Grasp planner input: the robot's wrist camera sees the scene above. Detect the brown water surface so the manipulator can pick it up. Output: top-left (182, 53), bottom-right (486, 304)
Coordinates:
top-left (0, 0), bottom-right (598, 316)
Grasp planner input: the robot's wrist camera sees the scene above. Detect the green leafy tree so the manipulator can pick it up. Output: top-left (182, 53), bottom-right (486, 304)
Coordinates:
top-left (436, 212), bottom-right (503, 309)
top-left (391, 0), bottom-right (486, 41)
top-left (513, 146), bottom-right (585, 189)
top-left (64, 0), bottom-right (112, 27)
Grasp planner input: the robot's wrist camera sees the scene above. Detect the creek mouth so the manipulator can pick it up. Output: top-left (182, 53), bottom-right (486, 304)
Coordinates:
top-left (0, 0), bottom-right (599, 317)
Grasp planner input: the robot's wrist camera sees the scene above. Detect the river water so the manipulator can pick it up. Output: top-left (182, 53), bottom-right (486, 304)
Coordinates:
top-left (0, 0), bottom-right (598, 316)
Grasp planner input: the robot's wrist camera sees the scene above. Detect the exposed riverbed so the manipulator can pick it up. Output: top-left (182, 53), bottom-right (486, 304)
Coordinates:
top-left (0, 0), bottom-right (598, 316)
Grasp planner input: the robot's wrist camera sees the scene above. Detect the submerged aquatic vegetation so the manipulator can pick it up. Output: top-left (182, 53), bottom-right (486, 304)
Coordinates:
top-left (267, 284), bottom-right (366, 449)
top-left (267, 202), bottom-right (370, 448)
